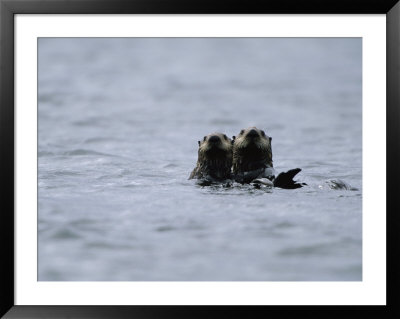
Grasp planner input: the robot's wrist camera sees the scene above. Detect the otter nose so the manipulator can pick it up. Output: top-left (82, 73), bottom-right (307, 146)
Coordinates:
top-left (208, 135), bottom-right (221, 143)
top-left (247, 129), bottom-right (259, 137)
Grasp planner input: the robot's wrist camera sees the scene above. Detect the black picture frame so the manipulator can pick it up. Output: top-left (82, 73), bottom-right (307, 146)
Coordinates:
top-left (1, 0), bottom-right (399, 318)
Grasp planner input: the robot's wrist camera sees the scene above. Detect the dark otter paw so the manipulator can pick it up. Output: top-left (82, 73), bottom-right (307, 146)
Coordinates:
top-left (273, 168), bottom-right (304, 189)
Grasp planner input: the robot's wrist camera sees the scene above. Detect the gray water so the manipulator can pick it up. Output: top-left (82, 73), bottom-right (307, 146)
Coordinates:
top-left (38, 38), bottom-right (362, 281)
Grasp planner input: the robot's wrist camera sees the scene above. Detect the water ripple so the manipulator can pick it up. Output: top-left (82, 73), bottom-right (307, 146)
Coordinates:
top-left (62, 149), bottom-right (117, 157)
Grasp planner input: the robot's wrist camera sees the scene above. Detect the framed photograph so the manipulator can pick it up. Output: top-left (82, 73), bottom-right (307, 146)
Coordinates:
top-left (1, 0), bottom-right (399, 318)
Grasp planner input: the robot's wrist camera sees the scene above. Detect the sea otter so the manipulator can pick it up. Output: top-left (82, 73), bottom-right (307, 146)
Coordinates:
top-left (232, 127), bottom-right (304, 189)
top-left (189, 132), bottom-right (233, 182)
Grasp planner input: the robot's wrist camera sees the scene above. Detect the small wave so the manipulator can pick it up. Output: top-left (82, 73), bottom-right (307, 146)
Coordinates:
top-left (325, 179), bottom-right (358, 191)
top-left (63, 149), bottom-right (116, 157)
top-left (51, 170), bottom-right (82, 177)
top-left (50, 228), bottom-right (81, 240)
top-left (83, 137), bottom-right (122, 144)
top-left (303, 161), bottom-right (342, 168)
top-left (278, 243), bottom-right (332, 256)
top-left (38, 150), bottom-right (55, 157)
top-left (72, 118), bottom-right (107, 127)
top-left (275, 221), bottom-right (296, 229)
top-left (138, 172), bottom-right (169, 178)
top-left (121, 181), bottom-right (142, 188)
top-left (85, 242), bottom-right (135, 250)
top-left (163, 163), bottom-right (179, 168)
top-left (120, 169), bottom-right (133, 175)
top-left (155, 225), bottom-right (177, 232)
top-left (210, 119), bottom-right (240, 125)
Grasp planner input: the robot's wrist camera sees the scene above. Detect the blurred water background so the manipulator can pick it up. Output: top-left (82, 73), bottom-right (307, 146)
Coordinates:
top-left (38, 38), bottom-right (362, 281)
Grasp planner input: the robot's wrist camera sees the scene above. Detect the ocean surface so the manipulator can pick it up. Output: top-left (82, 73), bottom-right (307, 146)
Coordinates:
top-left (38, 38), bottom-right (362, 281)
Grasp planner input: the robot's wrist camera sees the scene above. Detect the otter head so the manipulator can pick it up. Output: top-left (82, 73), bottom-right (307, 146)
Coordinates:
top-left (232, 127), bottom-right (273, 174)
top-left (189, 132), bottom-right (233, 180)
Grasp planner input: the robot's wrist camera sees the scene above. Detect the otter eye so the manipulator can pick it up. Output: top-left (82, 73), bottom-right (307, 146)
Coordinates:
top-left (223, 134), bottom-right (228, 140)
top-left (240, 130), bottom-right (244, 135)
top-left (261, 130), bottom-right (266, 137)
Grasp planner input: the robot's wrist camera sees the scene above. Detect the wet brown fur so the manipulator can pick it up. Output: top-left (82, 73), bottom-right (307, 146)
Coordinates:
top-left (189, 132), bottom-right (233, 180)
top-left (232, 127), bottom-right (273, 175)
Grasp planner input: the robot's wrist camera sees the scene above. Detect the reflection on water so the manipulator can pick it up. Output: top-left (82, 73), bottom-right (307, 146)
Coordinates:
top-left (38, 38), bottom-right (362, 281)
